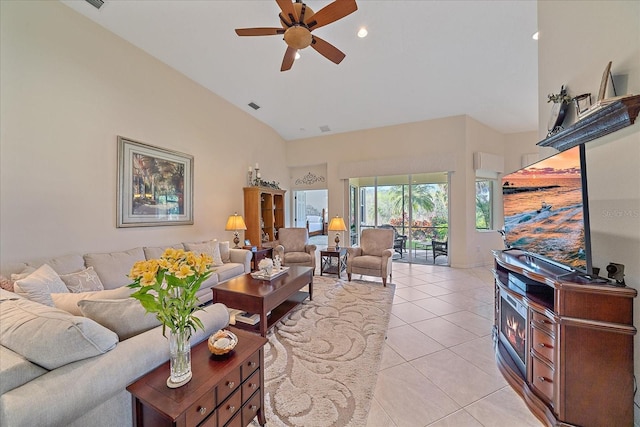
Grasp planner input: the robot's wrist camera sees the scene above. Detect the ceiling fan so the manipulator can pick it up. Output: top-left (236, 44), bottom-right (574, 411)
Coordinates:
top-left (235, 0), bottom-right (358, 71)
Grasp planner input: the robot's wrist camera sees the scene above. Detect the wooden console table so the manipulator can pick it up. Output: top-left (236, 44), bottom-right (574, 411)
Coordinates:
top-left (127, 328), bottom-right (268, 427)
top-left (493, 249), bottom-right (636, 427)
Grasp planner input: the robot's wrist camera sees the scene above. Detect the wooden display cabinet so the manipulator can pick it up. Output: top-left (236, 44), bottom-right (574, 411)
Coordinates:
top-left (492, 249), bottom-right (636, 427)
top-left (243, 187), bottom-right (285, 246)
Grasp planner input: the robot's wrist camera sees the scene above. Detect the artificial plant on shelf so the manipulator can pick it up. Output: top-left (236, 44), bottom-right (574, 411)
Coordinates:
top-left (128, 248), bottom-right (213, 387)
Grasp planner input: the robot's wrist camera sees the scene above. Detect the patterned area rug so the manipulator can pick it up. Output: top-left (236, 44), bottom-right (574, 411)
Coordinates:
top-left (251, 276), bottom-right (395, 427)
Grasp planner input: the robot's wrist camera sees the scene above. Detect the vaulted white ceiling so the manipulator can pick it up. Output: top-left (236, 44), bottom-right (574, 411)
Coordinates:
top-left (60, 0), bottom-right (539, 141)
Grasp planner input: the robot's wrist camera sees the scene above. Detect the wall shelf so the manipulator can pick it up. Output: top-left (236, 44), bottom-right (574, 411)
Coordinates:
top-left (537, 94), bottom-right (640, 151)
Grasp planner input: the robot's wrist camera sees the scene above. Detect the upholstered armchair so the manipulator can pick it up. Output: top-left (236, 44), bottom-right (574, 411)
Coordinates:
top-left (346, 228), bottom-right (394, 286)
top-left (273, 228), bottom-right (317, 273)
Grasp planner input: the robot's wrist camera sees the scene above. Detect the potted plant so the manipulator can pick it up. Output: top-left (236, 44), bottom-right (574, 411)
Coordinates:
top-left (128, 248), bottom-right (213, 387)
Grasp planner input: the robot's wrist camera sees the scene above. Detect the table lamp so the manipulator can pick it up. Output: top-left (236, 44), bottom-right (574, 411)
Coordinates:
top-left (225, 213), bottom-right (247, 248)
top-left (328, 216), bottom-right (347, 249)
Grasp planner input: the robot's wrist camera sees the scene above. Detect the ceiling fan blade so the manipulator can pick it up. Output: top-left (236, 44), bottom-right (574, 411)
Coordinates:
top-left (276, 0), bottom-right (299, 23)
top-left (307, 0), bottom-right (358, 30)
top-left (310, 35), bottom-right (346, 64)
top-left (235, 28), bottom-right (284, 37)
top-left (281, 46), bottom-right (297, 71)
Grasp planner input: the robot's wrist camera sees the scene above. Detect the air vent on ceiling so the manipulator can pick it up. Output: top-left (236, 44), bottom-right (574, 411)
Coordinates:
top-left (319, 125), bottom-right (331, 133)
top-left (248, 102), bottom-right (260, 110)
top-left (85, 0), bottom-right (104, 9)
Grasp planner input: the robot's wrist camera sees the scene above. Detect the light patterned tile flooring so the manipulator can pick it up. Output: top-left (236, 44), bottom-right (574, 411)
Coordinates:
top-left (354, 261), bottom-right (544, 427)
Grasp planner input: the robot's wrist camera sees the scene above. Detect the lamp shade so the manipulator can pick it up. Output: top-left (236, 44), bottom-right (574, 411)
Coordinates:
top-left (225, 213), bottom-right (247, 231)
top-left (328, 216), bottom-right (347, 231)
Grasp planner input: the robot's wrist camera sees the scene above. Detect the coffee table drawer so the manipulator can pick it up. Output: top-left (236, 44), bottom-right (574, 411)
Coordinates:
top-left (219, 368), bottom-right (241, 402)
top-left (186, 390), bottom-right (216, 427)
top-left (242, 389), bottom-right (262, 426)
top-left (242, 351), bottom-right (260, 380)
top-left (219, 388), bottom-right (242, 426)
top-left (242, 369), bottom-right (260, 400)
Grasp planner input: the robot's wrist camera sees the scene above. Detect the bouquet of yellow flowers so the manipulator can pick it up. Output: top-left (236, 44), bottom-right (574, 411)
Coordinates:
top-left (128, 248), bottom-right (214, 337)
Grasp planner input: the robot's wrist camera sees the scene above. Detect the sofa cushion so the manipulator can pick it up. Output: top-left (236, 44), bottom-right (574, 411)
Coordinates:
top-left (10, 266), bottom-right (36, 282)
top-left (0, 297), bottom-right (118, 370)
top-left (13, 264), bottom-right (69, 306)
top-left (78, 298), bottom-right (161, 341)
top-left (215, 263), bottom-right (246, 283)
top-left (143, 244), bottom-right (184, 260)
top-left (26, 254), bottom-right (86, 276)
top-left (51, 286), bottom-right (134, 316)
top-left (58, 266), bottom-right (104, 293)
top-left (84, 247), bottom-right (145, 289)
top-left (283, 252), bottom-right (313, 264)
top-left (0, 346), bottom-right (48, 394)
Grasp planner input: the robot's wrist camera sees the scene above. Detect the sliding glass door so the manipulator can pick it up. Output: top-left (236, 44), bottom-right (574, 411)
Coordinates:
top-left (349, 173), bottom-right (449, 264)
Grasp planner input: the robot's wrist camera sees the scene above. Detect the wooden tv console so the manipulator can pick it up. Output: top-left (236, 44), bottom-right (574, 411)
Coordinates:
top-left (492, 249), bottom-right (636, 427)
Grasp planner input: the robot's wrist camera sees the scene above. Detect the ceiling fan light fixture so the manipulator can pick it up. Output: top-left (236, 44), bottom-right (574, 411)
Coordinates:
top-left (295, 51), bottom-right (301, 60)
top-left (284, 26), bottom-right (312, 49)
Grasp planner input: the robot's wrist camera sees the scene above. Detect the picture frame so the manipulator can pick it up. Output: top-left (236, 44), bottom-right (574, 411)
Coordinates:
top-left (574, 93), bottom-right (592, 119)
top-left (244, 239), bottom-right (252, 246)
top-left (117, 136), bottom-right (193, 228)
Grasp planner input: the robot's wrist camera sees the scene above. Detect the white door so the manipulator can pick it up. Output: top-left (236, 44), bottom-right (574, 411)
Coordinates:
top-left (294, 191), bottom-right (306, 228)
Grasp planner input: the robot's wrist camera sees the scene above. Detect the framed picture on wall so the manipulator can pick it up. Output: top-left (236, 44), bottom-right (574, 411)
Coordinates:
top-left (117, 136), bottom-right (193, 228)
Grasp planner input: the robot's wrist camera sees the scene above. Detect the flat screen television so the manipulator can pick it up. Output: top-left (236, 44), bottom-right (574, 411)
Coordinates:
top-left (502, 145), bottom-right (592, 274)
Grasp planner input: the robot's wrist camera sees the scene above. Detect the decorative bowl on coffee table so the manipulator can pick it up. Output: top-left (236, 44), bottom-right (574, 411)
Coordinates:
top-left (208, 329), bottom-right (238, 356)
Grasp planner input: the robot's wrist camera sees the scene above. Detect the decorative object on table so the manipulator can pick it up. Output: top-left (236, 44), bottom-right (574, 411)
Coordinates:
top-left (258, 258), bottom-right (274, 275)
top-left (328, 216), bottom-right (347, 249)
top-left (250, 265), bottom-right (290, 280)
top-left (225, 212), bottom-right (247, 248)
top-left (117, 136), bottom-right (193, 228)
top-left (207, 329), bottom-right (238, 356)
top-left (128, 248), bottom-right (213, 388)
top-left (244, 239), bottom-right (252, 246)
top-left (546, 85), bottom-right (573, 137)
top-left (273, 254), bottom-right (282, 271)
top-left (247, 165), bottom-right (254, 187)
top-left (234, 0), bottom-right (359, 72)
top-left (574, 93), bottom-right (592, 119)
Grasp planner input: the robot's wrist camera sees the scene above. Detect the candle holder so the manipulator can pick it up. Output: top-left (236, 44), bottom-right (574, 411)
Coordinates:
top-left (247, 169), bottom-right (253, 186)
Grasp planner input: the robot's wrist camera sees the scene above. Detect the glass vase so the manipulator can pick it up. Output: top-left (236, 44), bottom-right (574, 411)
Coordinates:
top-left (168, 329), bottom-right (192, 387)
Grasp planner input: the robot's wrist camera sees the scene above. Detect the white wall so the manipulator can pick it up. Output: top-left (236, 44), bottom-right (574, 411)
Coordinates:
top-left (0, 1), bottom-right (288, 267)
top-left (538, 0), bottom-right (640, 421)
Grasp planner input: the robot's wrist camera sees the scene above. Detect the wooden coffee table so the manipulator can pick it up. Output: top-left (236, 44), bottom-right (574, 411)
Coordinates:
top-left (212, 266), bottom-right (313, 337)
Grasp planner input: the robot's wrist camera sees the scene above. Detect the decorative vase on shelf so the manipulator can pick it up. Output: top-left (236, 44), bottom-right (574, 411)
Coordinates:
top-left (168, 328), bottom-right (192, 387)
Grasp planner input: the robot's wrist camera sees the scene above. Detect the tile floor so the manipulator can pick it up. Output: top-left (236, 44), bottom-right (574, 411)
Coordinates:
top-left (357, 261), bottom-right (544, 427)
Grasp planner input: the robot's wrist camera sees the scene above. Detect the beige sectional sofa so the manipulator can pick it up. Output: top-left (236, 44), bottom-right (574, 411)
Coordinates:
top-left (0, 240), bottom-right (252, 427)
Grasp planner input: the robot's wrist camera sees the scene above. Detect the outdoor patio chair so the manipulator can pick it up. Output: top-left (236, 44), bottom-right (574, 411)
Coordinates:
top-left (379, 224), bottom-right (407, 258)
top-left (432, 239), bottom-right (448, 264)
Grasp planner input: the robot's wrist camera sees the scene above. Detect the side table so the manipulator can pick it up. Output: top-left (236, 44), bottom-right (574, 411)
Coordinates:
top-left (127, 328), bottom-right (268, 427)
top-left (320, 247), bottom-right (347, 278)
top-left (243, 246), bottom-right (273, 272)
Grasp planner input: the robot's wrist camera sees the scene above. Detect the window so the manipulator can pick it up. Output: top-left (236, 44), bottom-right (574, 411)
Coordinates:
top-left (475, 179), bottom-right (493, 230)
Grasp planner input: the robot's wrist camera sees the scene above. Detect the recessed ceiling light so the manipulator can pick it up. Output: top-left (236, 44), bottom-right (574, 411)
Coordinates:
top-left (532, 31), bottom-right (539, 40)
top-left (357, 27), bottom-right (368, 38)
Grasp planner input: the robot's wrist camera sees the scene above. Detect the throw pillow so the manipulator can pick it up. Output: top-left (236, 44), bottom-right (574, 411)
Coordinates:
top-left (0, 276), bottom-right (14, 292)
top-left (13, 264), bottom-right (69, 306)
top-left (78, 298), bottom-right (161, 341)
top-left (59, 266), bottom-right (105, 293)
top-left (218, 240), bottom-right (231, 263)
top-left (184, 241), bottom-right (224, 266)
top-left (0, 297), bottom-right (118, 370)
top-left (51, 286), bottom-right (134, 316)
top-left (10, 266), bottom-right (36, 282)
